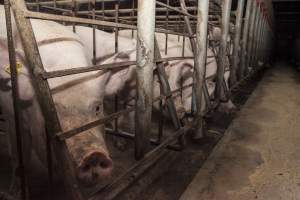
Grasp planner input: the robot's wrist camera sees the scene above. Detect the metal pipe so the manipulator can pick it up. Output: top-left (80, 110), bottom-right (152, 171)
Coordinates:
top-left (135, 0), bottom-right (156, 160)
top-left (9, 1), bottom-right (83, 199)
top-left (215, 0), bottom-right (232, 101)
top-left (4, 1), bottom-right (27, 199)
top-left (246, 0), bottom-right (258, 73)
top-left (230, 0), bottom-right (245, 86)
top-left (250, 2), bottom-right (261, 69)
top-left (193, 0), bottom-right (209, 139)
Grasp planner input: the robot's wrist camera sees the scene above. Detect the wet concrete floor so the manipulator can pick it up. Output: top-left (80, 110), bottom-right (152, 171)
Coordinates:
top-left (180, 62), bottom-right (300, 200)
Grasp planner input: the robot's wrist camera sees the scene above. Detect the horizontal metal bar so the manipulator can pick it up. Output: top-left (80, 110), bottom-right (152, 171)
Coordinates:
top-left (57, 107), bottom-right (135, 140)
top-left (25, 10), bottom-right (136, 29)
top-left (25, 10), bottom-right (195, 37)
top-left (26, 0), bottom-right (118, 7)
top-left (156, 1), bottom-right (197, 19)
top-left (43, 61), bottom-right (136, 79)
top-left (105, 128), bottom-right (182, 151)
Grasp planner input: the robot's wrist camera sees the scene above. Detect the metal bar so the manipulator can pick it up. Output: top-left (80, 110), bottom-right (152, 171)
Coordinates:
top-left (193, 0), bottom-right (210, 139)
top-left (239, 0), bottom-right (253, 80)
top-left (179, 0), bottom-right (211, 121)
top-left (230, 0), bottom-right (245, 86)
top-left (135, 0), bottom-right (156, 160)
top-left (249, 2), bottom-right (261, 69)
top-left (154, 38), bottom-right (183, 145)
top-left (156, 1), bottom-right (197, 19)
top-left (215, 0), bottom-right (232, 101)
top-left (164, 0), bottom-right (169, 55)
top-left (4, 1), bottom-right (27, 199)
top-left (114, 1), bottom-right (119, 53)
top-left (92, 0), bottom-right (96, 65)
top-left (105, 128), bottom-right (182, 151)
top-left (24, 10), bottom-right (195, 37)
top-left (9, 1), bottom-right (83, 199)
top-left (246, 0), bottom-right (258, 73)
top-left (57, 107), bottom-right (135, 141)
top-left (252, 6), bottom-right (263, 69)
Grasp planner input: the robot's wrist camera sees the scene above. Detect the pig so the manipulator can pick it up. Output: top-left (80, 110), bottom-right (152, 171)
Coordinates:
top-left (0, 6), bottom-right (113, 187)
top-left (118, 29), bottom-right (236, 114)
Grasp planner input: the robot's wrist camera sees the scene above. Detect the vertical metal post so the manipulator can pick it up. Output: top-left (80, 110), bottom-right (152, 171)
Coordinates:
top-left (250, 2), bottom-right (261, 69)
top-left (246, 0), bottom-right (258, 73)
top-left (216, 0), bottom-right (232, 101)
top-left (135, 0), bottom-right (156, 160)
top-left (92, 0), bottom-right (96, 65)
top-left (193, 0), bottom-right (209, 139)
top-left (230, 0), bottom-right (245, 86)
top-left (254, 7), bottom-right (263, 68)
top-left (9, 1), bottom-right (83, 199)
top-left (115, 1), bottom-right (119, 53)
top-left (4, 1), bottom-right (27, 199)
top-left (239, 0), bottom-right (253, 80)
top-left (165, 0), bottom-right (169, 55)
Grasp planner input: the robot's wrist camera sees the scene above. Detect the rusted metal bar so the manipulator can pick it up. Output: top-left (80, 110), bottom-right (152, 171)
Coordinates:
top-left (4, 1), bottom-right (27, 199)
top-left (135, 0), bottom-right (156, 160)
top-left (9, 1), bottom-right (83, 199)
top-left (215, 0), bottom-right (232, 101)
top-left (193, 0), bottom-right (210, 139)
top-left (154, 38), bottom-right (184, 146)
top-left (230, 0), bottom-right (245, 86)
top-left (239, 0), bottom-right (253, 80)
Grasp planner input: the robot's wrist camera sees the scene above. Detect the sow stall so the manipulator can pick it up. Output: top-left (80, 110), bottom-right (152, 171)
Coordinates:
top-left (2, 0), bottom-right (274, 199)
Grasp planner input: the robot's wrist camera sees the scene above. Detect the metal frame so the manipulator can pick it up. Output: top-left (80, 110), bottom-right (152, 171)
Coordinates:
top-left (3, 0), bottom-right (274, 200)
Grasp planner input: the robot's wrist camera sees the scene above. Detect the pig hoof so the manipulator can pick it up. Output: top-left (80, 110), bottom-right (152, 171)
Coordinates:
top-left (77, 152), bottom-right (113, 186)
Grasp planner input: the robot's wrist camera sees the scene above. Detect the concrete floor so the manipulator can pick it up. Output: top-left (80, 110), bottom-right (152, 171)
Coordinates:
top-left (180, 62), bottom-right (300, 200)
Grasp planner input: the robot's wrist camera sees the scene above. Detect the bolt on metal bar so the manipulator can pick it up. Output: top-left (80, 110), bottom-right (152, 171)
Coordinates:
top-left (9, 0), bottom-right (83, 199)
top-left (230, 0), bottom-right (245, 86)
top-left (135, 0), bottom-right (156, 160)
top-left (239, 0), bottom-right (253, 80)
top-left (215, 0), bottom-right (232, 101)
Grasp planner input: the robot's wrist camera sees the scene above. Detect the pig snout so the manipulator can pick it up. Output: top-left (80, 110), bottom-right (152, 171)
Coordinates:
top-left (77, 151), bottom-right (113, 186)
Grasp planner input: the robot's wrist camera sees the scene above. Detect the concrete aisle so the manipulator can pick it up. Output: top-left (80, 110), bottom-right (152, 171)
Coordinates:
top-left (180, 62), bottom-right (300, 200)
